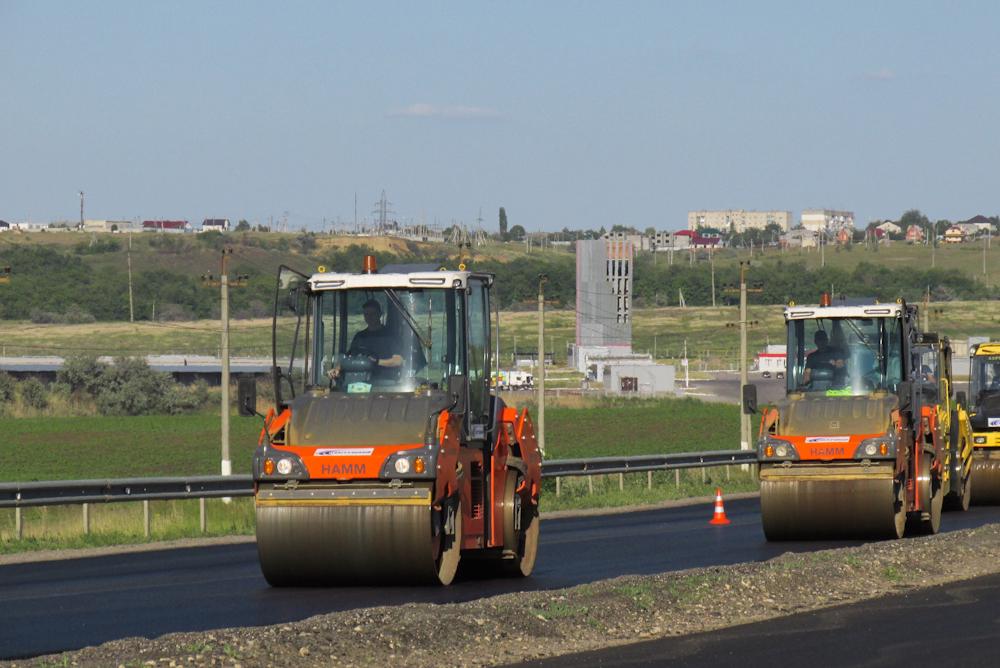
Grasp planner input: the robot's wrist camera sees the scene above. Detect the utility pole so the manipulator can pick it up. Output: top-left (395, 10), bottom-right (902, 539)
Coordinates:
top-left (202, 249), bottom-right (248, 491)
top-left (710, 246), bottom-right (716, 307)
top-left (683, 338), bottom-right (689, 389)
top-left (537, 274), bottom-right (548, 457)
top-left (127, 232), bottom-right (135, 322)
top-left (984, 232), bottom-right (988, 276)
top-left (739, 261), bottom-right (750, 452)
top-left (78, 191), bottom-right (84, 229)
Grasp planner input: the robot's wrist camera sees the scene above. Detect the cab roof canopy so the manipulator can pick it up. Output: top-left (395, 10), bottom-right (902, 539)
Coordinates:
top-left (308, 269), bottom-right (490, 291)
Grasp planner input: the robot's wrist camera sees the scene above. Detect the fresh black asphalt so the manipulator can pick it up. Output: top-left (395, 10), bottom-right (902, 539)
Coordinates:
top-left (3, 499), bottom-right (999, 659)
top-left (515, 571), bottom-right (1000, 667)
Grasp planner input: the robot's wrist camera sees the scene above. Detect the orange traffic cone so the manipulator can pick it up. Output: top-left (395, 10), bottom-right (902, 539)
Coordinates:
top-left (709, 487), bottom-right (730, 525)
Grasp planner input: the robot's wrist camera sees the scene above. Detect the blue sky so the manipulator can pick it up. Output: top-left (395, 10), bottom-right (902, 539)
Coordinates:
top-left (2, 1), bottom-right (1000, 232)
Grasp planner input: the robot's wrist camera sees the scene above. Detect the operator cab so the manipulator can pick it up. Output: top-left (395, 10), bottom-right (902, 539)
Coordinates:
top-left (785, 299), bottom-right (906, 397)
top-left (270, 257), bottom-right (496, 441)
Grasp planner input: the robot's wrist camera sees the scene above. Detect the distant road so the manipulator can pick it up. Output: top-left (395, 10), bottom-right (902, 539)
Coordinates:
top-left (679, 372), bottom-right (785, 406)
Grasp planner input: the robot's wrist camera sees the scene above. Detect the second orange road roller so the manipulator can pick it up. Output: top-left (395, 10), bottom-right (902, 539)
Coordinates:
top-left (239, 257), bottom-right (542, 585)
top-left (745, 294), bottom-right (972, 540)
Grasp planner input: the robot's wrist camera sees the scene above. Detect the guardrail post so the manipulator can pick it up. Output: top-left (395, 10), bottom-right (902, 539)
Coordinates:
top-left (143, 500), bottom-right (151, 538)
top-left (15, 508), bottom-right (23, 539)
top-left (587, 476), bottom-right (594, 495)
top-left (701, 467), bottom-right (706, 484)
top-left (647, 470), bottom-right (652, 490)
top-left (555, 477), bottom-right (561, 497)
top-left (82, 503), bottom-right (90, 535)
top-left (675, 469), bottom-right (680, 489)
top-left (726, 465), bottom-right (731, 481)
top-left (618, 473), bottom-right (624, 491)
top-left (199, 498), bottom-right (207, 533)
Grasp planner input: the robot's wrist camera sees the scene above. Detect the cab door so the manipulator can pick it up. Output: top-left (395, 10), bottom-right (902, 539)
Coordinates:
top-left (466, 275), bottom-right (493, 440)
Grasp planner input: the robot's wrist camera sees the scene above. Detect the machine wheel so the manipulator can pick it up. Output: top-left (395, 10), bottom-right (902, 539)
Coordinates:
top-left (911, 453), bottom-right (942, 535)
top-left (944, 416), bottom-right (972, 512)
top-left (944, 466), bottom-right (972, 512)
top-left (500, 470), bottom-right (539, 577)
top-left (434, 497), bottom-right (462, 586)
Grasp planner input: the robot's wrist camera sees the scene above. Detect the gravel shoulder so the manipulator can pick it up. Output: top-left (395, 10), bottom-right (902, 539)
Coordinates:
top-left (11, 522), bottom-right (1000, 668)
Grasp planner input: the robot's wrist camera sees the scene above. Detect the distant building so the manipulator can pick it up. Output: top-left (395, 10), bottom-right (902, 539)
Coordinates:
top-left (756, 345), bottom-right (787, 374)
top-left (905, 225), bottom-right (925, 243)
top-left (959, 215), bottom-right (994, 234)
top-left (603, 230), bottom-right (649, 251)
top-left (143, 220), bottom-right (190, 233)
top-left (0, 220), bottom-right (9, 232)
top-left (780, 229), bottom-right (817, 248)
top-left (201, 218), bottom-right (230, 233)
top-left (689, 210), bottom-right (792, 233)
top-left (875, 221), bottom-right (902, 237)
top-left (82, 219), bottom-right (133, 233)
top-left (604, 361), bottom-right (675, 395)
top-left (673, 229), bottom-right (721, 248)
top-left (800, 209), bottom-right (855, 233)
top-left (944, 225), bottom-right (968, 244)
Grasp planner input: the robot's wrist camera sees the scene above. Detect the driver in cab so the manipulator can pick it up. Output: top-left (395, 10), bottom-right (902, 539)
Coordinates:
top-left (328, 299), bottom-right (403, 382)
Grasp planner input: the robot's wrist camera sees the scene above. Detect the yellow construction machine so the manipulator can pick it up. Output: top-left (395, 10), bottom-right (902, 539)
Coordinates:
top-left (967, 342), bottom-right (1000, 503)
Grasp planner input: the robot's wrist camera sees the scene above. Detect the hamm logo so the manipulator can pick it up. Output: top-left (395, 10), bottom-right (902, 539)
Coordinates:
top-left (811, 447), bottom-right (845, 457)
top-left (321, 464), bottom-right (366, 475)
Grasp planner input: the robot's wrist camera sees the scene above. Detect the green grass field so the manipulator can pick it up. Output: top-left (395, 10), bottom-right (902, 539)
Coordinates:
top-left (0, 414), bottom-right (263, 481)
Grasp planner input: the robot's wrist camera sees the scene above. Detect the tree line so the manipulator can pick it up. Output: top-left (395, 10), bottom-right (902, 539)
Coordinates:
top-left (1, 240), bottom-right (995, 324)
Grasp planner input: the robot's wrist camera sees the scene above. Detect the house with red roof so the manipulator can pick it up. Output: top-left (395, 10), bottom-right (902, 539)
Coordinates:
top-left (142, 220), bottom-right (190, 233)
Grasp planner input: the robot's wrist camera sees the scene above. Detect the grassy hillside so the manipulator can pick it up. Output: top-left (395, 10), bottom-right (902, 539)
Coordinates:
top-left (2, 300), bottom-right (996, 371)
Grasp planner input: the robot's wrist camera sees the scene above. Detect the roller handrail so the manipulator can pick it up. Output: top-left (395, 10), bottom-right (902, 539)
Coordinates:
top-left (0, 451), bottom-right (756, 508)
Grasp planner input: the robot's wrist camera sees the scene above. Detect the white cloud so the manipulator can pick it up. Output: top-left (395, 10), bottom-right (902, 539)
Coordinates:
top-left (389, 103), bottom-right (502, 120)
top-left (866, 67), bottom-right (895, 81)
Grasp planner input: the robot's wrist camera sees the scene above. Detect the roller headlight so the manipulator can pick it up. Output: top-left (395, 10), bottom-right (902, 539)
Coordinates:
top-left (276, 458), bottom-right (293, 475)
top-left (975, 436), bottom-right (987, 444)
top-left (759, 436), bottom-right (797, 460)
top-left (394, 458), bottom-right (411, 474)
top-left (855, 435), bottom-right (896, 459)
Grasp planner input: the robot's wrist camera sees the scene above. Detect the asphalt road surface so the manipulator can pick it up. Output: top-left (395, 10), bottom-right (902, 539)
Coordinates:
top-left (4, 500), bottom-right (1000, 659)
top-left (516, 571), bottom-right (1000, 667)
top-left (681, 372), bottom-right (785, 406)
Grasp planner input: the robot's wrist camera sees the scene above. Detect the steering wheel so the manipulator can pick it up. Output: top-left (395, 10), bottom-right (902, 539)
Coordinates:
top-left (330, 354), bottom-right (377, 389)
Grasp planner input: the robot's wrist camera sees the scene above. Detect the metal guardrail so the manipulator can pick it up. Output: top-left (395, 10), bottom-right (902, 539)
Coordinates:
top-left (0, 475), bottom-right (254, 509)
top-left (542, 450), bottom-right (757, 478)
top-left (0, 451), bottom-right (756, 510)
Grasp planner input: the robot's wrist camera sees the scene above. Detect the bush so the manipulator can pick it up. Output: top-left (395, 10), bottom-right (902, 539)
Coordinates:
top-left (58, 355), bottom-right (109, 395)
top-left (95, 357), bottom-right (174, 416)
top-left (0, 371), bottom-right (15, 402)
top-left (73, 237), bottom-right (121, 254)
top-left (165, 380), bottom-right (210, 414)
top-left (19, 378), bottom-right (49, 410)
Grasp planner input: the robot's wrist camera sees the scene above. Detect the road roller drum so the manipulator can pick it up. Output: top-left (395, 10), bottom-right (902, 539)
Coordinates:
top-left (760, 464), bottom-right (904, 540)
top-left (971, 452), bottom-right (1000, 505)
top-left (255, 483), bottom-right (461, 586)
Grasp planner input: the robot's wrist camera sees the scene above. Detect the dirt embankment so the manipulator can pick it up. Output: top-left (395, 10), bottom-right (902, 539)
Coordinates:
top-left (11, 524), bottom-right (1000, 668)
